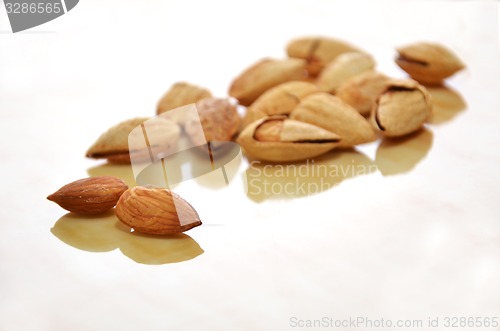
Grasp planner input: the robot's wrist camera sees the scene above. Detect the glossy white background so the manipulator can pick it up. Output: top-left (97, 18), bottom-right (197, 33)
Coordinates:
top-left (1, 1), bottom-right (499, 330)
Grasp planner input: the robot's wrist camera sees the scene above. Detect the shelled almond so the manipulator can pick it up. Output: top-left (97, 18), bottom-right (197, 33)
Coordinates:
top-left (116, 186), bottom-right (202, 235)
top-left (47, 176), bottom-right (128, 215)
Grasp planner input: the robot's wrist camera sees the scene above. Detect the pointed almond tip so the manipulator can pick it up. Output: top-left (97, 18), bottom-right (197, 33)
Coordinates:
top-left (85, 147), bottom-right (96, 158)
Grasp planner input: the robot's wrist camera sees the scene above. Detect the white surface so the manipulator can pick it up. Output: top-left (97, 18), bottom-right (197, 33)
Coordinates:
top-left (1, 1), bottom-right (499, 330)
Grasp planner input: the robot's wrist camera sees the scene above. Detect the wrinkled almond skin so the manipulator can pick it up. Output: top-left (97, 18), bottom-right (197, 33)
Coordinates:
top-left (242, 81), bottom-right (319, 128)
top-left (157, 82), bottom-right (212, 118)
top-left (396, 42), bottom-right (465, 85)
top-left (116, 186), bottom-right (202, 235)
top-left (316, 52), bottom-right (376, 93)
top-left (237, 116), bottom-right (340, 162)
top-left (87, 117), bottom-right (180, 164)
top-left (371, 80), bottom-right (432, 137)
top-left (290, 93), bottom-right (376, 148)
top-left (47, 176), bottom-right (128, 215)
top-left (184, 98), bottom-right (240, 146)
top-left (336, 71), bottom-right (392, 116)
top-left (228, 58), bottom-right (307, 106)
top-left (286, 36), bottom-right (364, 76)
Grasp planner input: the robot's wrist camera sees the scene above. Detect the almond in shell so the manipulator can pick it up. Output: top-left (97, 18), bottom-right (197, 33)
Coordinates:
top-left (228, 58), bottom-right (307, 106)
top-left (241, 81), bottom-right (319, 128)
top-left (290, 93), bottom-right (376, 148)
top-left (335, 71), bottom-right (392, 116)
top-left (371, 79), bottom-right (432, 137)
top-left (316, 52), bottom-right (376, 93)
top-left (286, 36), bottom-right (364, 76)
top-left (157, 82), bottom-right (212, 122)
top-left (86, 117), bottom-right (180, 164)
top-left (395, 42), bottom-right (465, 85)
top-left (237, 116), bottom-right (340, 162)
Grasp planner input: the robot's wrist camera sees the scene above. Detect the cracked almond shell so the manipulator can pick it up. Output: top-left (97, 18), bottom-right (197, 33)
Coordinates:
top-left (241, 81), bottom-right (319, 128)
top-left (370, 79), bottom-right (432, 137)
top-left (286, 36), bottom-right (364, 76)
top-left (290, 93), bottom-right (376, 148)
top-left (116, 186), bottom-right (202, 235)
top-left (237, 117), bottom-right (340, 162)
top-left (157, 82), bottom-right (212, 122)
top-left (86, 117), bottom-right (180, 164)
top-left (336, 71), bottom-right (392, 116)
top-left (316, 52), bottom-right (376, 93)
top-left (228, 58), bottom-right (307, 106)
top-left (395, 42), bottom-right (465, 85)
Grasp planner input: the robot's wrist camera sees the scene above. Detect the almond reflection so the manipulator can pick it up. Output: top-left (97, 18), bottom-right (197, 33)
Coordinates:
top-left (244, 150), bottom-right (377, 202)
top-left (426, 86), bottom-right (466, 124)
top-left (375, 128), bottom-right (433, 176)
top-left (51, 213), bottom-right (203, 265)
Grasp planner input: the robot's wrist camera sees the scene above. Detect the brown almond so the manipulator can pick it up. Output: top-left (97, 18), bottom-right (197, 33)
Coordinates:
top-left (116, 186), bottom-right (202, 235)
top-left (184, 98), bottom-right (240, 147)
top-left (47, 176), bottom-right (128, 215)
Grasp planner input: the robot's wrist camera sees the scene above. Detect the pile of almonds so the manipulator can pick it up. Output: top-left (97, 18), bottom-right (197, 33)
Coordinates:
top-left (48, 36), bottom-right (465, 235)
top-left (231, 37), bottom-right (463, 161)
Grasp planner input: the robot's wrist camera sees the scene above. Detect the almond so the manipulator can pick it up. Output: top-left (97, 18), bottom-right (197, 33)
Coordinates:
top-left (290, 93), bottom-right (376, 148)
top-left (316, 52), bottom-right (376, 93)
top-left (228, 58), bottom-right (307, 106)
top-left (47, 176), bottom-right (128, 215)
top-left (237, 116), bottom-right (340, 162)
top-left (241, 81), bottom-right (319, 128)
top-left (395, 42), bottom-right (465, 85)
top-left (157, 82), bottom-right (212, 119)
top-left (336, 71), bottom-right (392, 116)
top-left (86, 117), bottom-right (181, 164)
top-left (116, 186), bottom-right (202, 235)
top-left (184, 98), bottom-right (240, 146)
top-left (371, 79), bottom-right (432, 137)
top-left (286, 36), bottom-right (364, 76)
